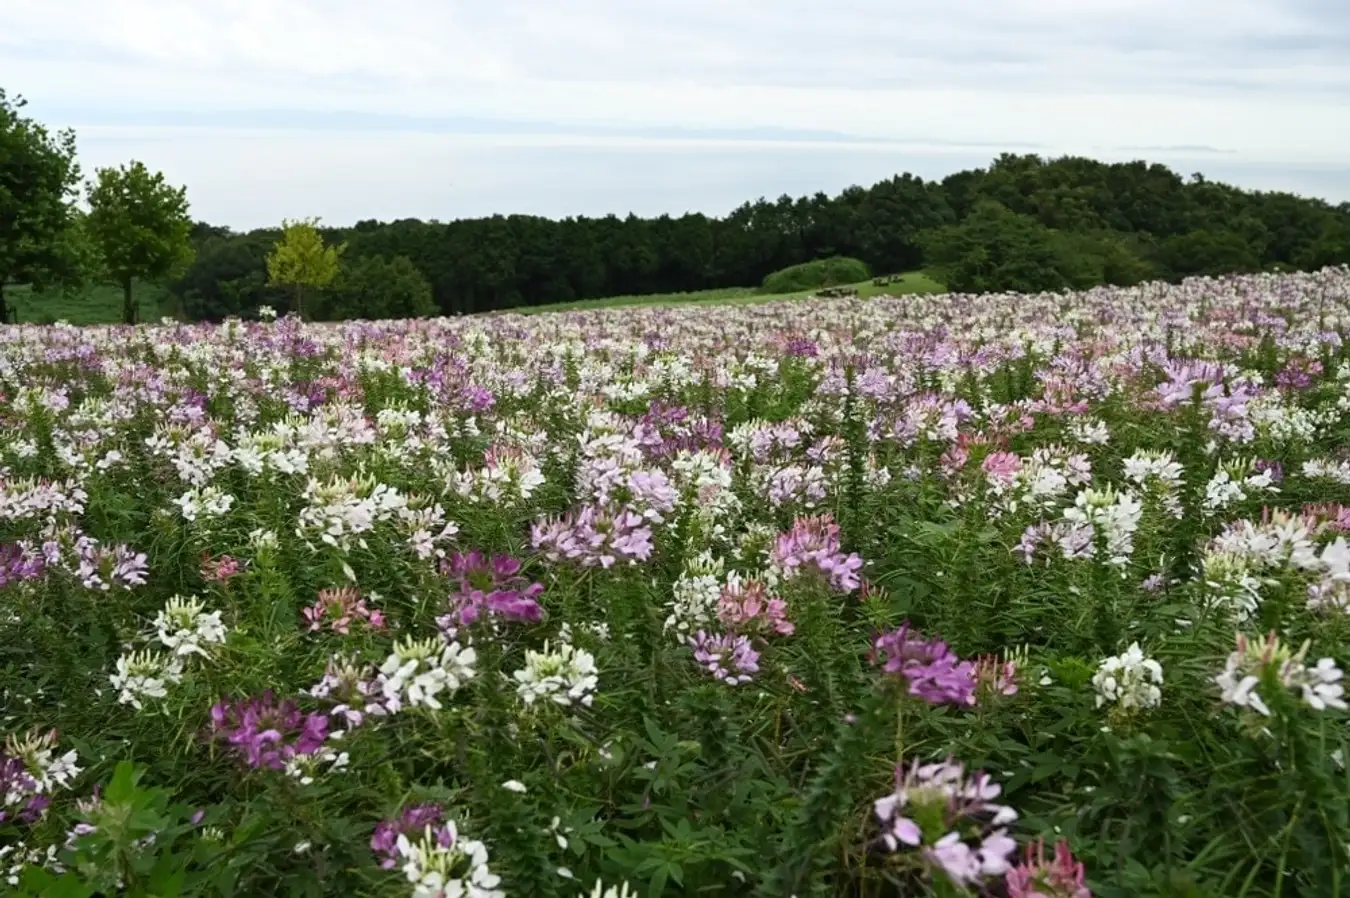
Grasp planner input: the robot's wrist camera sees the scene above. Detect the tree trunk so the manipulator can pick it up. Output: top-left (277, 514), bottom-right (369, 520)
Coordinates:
top-left (296, 283), bottom-right (305, 320)
top-left (122, 277), bottom-right (137, 324)
top-left (0, 281), bottom-right (8, 325)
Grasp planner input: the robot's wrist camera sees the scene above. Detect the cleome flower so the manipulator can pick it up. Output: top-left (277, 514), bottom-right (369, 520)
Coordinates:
top-left (1215, 631), bottom-right (1346, 716)
top-left (513, 639), bottom-right (599, 708)
top-left (152, 594), bottom-right (228, 658)
top-left (1091, 642), bottom-right (1163, 712)
top-left (378, 636), bottom-right (478, 712)
top-left (109, 649), bottom-right (184, 710)
top-left (870, 623), bottom-right (977, 706)
top-left (393, 820), bottom-right (504, 898)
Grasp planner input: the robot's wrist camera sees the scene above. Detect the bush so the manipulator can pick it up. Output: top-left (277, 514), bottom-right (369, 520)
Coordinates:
top-left (760, 256), bottom-right (871, 294)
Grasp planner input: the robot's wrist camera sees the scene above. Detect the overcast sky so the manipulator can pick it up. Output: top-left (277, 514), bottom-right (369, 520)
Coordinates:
top-left (3, 0), bottom-right (1348, 229)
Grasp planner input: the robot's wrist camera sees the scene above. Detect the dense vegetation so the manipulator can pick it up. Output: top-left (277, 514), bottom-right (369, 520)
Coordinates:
top-left (5, 271), bottom-right (1350, 897)
top-left (6, 87), bottom-right (1350, 323)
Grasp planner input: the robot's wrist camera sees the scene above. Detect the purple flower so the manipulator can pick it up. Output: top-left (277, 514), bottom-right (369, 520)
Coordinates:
top-left (689, 630), bottom-right (761, 685)
top-left (0, 543), bottom-right (46, 587)
top-left (531, 503), bottom-right (655, 569)
top-left (371, 803), bottom-right (444, 869)
top-left (871, 623), bottom-right (977, 706)
top-left (209, 691), bottom-right (330, 770)
top-left (770, 514), bottom-right (864, 593)
top-left (435, 551), bottom-right (544, 636)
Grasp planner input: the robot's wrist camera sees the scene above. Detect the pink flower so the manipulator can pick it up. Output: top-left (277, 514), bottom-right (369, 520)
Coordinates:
top-left (302, 587), bottom-right (386, 635)
top-left (770, 514), bottom-right (864, 593)
top-left (1005, 839), bottom-right (1092, 898)
top-left (717, 577), bottom-right (794, 637)
top-left (982, 451), bottom-right (1022, 484)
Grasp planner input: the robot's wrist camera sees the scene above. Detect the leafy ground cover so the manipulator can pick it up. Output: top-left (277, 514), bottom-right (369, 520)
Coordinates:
top-left (2, 268), bottom-right (1350, 897)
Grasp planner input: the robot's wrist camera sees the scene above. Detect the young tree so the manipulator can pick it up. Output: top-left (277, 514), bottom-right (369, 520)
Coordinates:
top-left (0, 89), bottom-right (84, 323)
top-left (85, 161), bottom-right (194, 324)
top-left (265, 217), bottom-right (345, 319)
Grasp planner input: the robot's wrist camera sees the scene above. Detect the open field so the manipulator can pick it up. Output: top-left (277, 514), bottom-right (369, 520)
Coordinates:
top-left (3, 271), bottom-right (944, 324)
top-left (4, 282), bottom-right (174, 325)
top-left (3, 268), bottom-right (1350, 897)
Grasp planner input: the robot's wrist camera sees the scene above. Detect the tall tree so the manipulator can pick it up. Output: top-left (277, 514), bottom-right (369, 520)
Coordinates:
top-left (265, 217), bottom-right (344, 319)
top-left (0, 89), bottom-right (84, 323)
top-left (85, 160), bottom-right (194, 323)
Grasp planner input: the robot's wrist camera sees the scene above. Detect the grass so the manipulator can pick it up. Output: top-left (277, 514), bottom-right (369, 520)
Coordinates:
top-left (0, 271), bottom-right (945, 325)
top-left (508, 270), bottom-right (946, 316)
top-left (4, 282), bottom-right (174, 325)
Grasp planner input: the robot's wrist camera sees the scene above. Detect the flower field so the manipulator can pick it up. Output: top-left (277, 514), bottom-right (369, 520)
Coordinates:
top-left (5, 268), bottom-right (1350, 897)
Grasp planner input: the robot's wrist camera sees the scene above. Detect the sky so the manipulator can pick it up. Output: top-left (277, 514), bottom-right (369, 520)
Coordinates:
top-left (3, 0), bottom-right (1349, 230)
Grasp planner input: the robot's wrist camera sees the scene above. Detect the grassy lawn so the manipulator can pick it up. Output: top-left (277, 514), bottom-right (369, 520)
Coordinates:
top-left (508, 270), bottom-right (946, 316)
top-left (4, 282), bottom-right (174, 325)
top-left (1, 271), bottom-right (945, 325)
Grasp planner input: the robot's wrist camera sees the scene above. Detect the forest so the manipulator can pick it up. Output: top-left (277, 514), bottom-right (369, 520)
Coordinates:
top-left (159, 155), bottom-right (1350, 320)
top-left (6, 86), bottom-right (1350, 322)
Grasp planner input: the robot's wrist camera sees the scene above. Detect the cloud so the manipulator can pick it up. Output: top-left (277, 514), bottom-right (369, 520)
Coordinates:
top-left (3, 0), bottom-right (1347, 226)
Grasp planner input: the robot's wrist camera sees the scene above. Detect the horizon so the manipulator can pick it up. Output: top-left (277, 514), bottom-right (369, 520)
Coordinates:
top-left (4, 0), bottom-right (1349, 230)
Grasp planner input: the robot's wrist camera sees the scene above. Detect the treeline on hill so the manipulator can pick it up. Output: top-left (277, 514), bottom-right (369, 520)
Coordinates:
top-left (174, 154), bottom-right (1350, 319)
top-left (6, 85), bottom-right (1350, 323)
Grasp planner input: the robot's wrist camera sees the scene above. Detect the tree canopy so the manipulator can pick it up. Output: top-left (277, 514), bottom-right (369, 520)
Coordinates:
top-left (85, 161), bottom-right (194, 323)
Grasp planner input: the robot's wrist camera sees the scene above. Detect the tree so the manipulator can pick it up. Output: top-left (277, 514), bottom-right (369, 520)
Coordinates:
top-left (265, 217), bottom-right (344, 319)
top-left (85, 161), bottom-right (194, 323)
top-left (315, 254), bottom-right (437, 321)
top-left (0, 89), bottom-right (84, 323)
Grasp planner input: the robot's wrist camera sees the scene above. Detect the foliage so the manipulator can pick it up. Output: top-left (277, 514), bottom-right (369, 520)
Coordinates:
top-left (0, 89), bottom-right (84, 322)
top-left (314, 254), bottom-right (436, 321)
top-left (84, 160), bottom-right (195, 324)
top-left (264, 218), bottom-right (345, 320)
top-left (3, 269), bottom-right (1350, 897)
top-left (760, 256), bottom-right (872, 294)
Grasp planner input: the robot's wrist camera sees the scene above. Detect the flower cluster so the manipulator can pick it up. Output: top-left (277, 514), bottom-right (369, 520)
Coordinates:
top-left (436, 551), bottom-right (544, 635)
top-left (872, 759), bottom-right (1018, 889)
top-left (688, 630), bottom-right (761, 686)
top-left (531, 503), bottom-right (655, 569)
top-left (378, 636), bottom-right (478, 712)
top-left (303, 586), bottom-right (387, 635)
top-left (513, 640), bottom-right (599, 707)
top-left (373, 813), bottom-right (504, 898)
top-left (1091, 643), bottom-right (1164, 712)
top-left (209, 691), bottom-right (332, 771)
top-left (1215, 632), bottom-right (1346, 716)
top-left (769, 513), bottom-right (863, 592)
top-left (1005, 839), bottom-right (1093, 898)
top-left (153, 594), bottom-right (229, 658)
top-left (1, 729), bottom-right (81, 825)
top-left (871, 623), bottom-right (977, 706)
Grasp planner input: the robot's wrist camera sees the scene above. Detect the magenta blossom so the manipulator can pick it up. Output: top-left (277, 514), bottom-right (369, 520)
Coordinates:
top-left (1005, 839), bottom-right (1092, 898)
top-left (871, 623), bottom-right (978, 706)
top-left (435, 551), bottom-right (544, 635)
top-left (209, 691), bottom-right (330, 770)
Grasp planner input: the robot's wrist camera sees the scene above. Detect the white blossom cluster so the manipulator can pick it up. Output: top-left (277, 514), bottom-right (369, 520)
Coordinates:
top-left (378, 637), bottom-right (478, 712)
top-left (513, 640), bottom-right (599, 708)
top-left (1092, 642), bottom-right (1164, 711)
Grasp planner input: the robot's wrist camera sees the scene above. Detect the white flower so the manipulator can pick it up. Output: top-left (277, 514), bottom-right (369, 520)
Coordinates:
top-left (378, 637), bottom-right (477, 712)
top-left (1092, 642), bottom-right (1163, 711)
top-left (152, 595), bottom-right (228, 658)
top-left (108, 650), bottom-right (184, 710)
top-left (396, 822), bottom-right (503, 898)
top-left (513, 640), bottom-right (599, 708)
top-left (589, 880), bottom-right (636, 898)
top-left (501, 780), bottom-right (527, 793)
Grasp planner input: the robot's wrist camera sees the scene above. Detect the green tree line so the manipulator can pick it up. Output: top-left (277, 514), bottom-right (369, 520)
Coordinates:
top-left (6, 86), bottom-right (1350, 323)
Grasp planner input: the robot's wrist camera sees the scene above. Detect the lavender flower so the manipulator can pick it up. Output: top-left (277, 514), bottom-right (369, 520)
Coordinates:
top-left (871, 623), bottom-right (978, 706)
top-left (531, 503), bottom-right (654, 569)
top-left (689, 630), bottom-right (760, 685)
top-left (0, 543), bottom-right (45, 588)
top-left (873, 758), bottom-right (1018, 889)
top-left (769, 514), bottom-right (864, 592)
